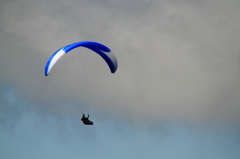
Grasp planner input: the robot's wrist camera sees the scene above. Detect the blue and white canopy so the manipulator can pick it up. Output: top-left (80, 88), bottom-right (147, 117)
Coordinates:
top-left (45, 41), bottom-right (118, 76)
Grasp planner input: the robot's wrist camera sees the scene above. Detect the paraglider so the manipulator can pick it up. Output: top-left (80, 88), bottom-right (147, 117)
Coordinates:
top-left (44, 41), bottom-right (118, 125)
top-left (81, 114), bottom-right (93, 125)
top-left (45, 41), bottom-right (118, 76)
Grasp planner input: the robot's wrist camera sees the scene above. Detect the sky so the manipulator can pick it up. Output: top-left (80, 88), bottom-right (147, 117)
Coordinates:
top-left (1, 0), bottom-right (240, 158)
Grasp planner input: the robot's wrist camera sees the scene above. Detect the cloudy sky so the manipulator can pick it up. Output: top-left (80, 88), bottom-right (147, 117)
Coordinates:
top-left (1, 0), bottom-right (240, 158)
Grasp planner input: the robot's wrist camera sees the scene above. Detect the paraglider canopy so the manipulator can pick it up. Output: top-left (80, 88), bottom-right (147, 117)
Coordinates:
top-left (45, 41), bottom-right (118, 76)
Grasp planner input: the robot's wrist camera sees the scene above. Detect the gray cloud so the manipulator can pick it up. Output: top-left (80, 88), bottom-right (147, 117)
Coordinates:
top-left (1, 0), bottom-right (240, 127)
